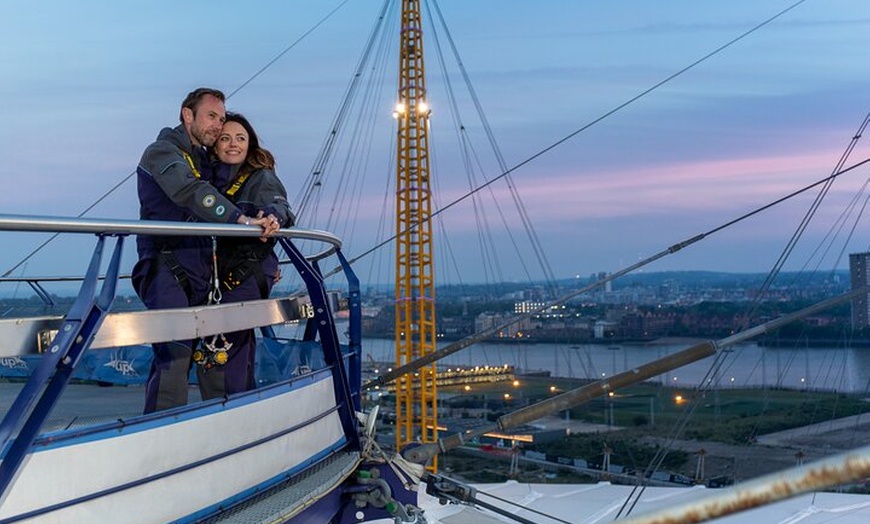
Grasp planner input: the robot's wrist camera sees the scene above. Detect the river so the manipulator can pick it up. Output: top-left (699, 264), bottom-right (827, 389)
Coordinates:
top-left (359, 338), bottom-right (870, 393)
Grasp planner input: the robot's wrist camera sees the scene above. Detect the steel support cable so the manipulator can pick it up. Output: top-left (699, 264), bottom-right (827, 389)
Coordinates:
top-left (426, 474), bottom-right (572, 524)
top-left (327, 9), bottom-right (396, 272)
top-left (740, 158), bottom-right (847, 328)
top-left (327, 40), bottom-right (393, 240)
top-left (632, 148), bottom-right (866, 518)
top-left (429, 10), bottom-right (517, 288)
top-left (628, 133), bottom-right (867, 518)
top-left (433, 210), bottom-right (467, 287)
top-left (623, 118), bottom-right (870, 518)
top-left (337, 0), bottom-right (815, 276)
top-left (616, 344), bottom-right (734, 520)
top-left (428, 0), bottom-right (559, 297)
top-left (293, 1), bottom-right (395, 270)
top-left (714, 115), bottom-right (870, 447)
top-left (361, 156), bottom-right (870, 389)
top-left (832, 187), bottom-right (870, 265)
top-left (294, 0), bottom-right (393, 218)
top-left (358, 134), bottom-right (396, 289)
top-left (425, 9), bottom-right (510, 286)
top-left (461, 127), bottom-right (536, 285)
top-left (465, 147), bottom-right (504, 285)
top-left (421, 0), bottom-right (815, 254)
top-left (789, 114), bottom-right (870, 283)
top-left (622, 354), bottom-right (739, 519)
top-left (438, 137), bottom-right (504, 285)
top-left (612, 444), bottom-right (870, 524)
top-left (402, 288), bottom-right (867, 469)
top-left (297, 0), bottom-right (393, 219)
top-left (428, 0), bottom-right (556, 287)
top-left (424, 88), bottom-right (502, 286)
top-left (2, 0), bottom-right (355, 279)
top-left (474, 488), bottom-right (574, 524)
top-left (739, 113), bottom-right (869, 329)
top-left (367, 153), bottom-right (870, 478)
top-left (225, 0), bottom-right (353, 99)
top-left (299, 9), bottom-right (394, 229)
top-left (783, 177), bottom-right (870, 292)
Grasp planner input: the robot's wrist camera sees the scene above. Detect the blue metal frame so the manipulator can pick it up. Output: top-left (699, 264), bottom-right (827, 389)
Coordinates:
top-left (0, 235), bottom-right (124, 500)
top-left (278, 238), bottom-right (360, 448)
top-left (335, 249), bottom-right (362, 412)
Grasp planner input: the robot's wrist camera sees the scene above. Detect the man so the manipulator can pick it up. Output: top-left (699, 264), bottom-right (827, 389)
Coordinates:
top-left (133, 87), bottom-right (279, 413)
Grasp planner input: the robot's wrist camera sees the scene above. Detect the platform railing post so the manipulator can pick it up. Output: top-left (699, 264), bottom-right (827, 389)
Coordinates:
top-left (0, 235), bottom-right (124, 502)
top-left (278, 237), bottom-right (359, 446)
top-left (334, 249), bottom-right (362, 411)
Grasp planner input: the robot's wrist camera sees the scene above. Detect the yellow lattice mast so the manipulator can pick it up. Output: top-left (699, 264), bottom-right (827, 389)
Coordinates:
top-left (394, 0), bottom-right (437, 472)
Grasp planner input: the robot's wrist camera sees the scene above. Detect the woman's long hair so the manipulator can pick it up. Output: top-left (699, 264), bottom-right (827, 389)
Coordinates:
top-left (225, 112), bottom-right (275, 172)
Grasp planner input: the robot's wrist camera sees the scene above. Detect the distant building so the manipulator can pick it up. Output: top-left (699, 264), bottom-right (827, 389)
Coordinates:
top-left (597, 272), bottom-right (612, 293)
top-left (850, 252), bottom-right (870, 329)
top-left (475, 312), bottom-right (538, 339)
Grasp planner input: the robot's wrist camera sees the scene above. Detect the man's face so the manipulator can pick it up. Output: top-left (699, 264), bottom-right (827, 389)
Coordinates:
top-left (183, 95), bottom-right (226, 147)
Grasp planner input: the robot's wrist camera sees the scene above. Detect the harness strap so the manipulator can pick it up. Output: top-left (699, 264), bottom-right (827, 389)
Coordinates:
top-left (182, 151), bottom-right (203, 179)
top-left (225, 171), bottom-right (252, 197)
top-left (221, 257), bottom-right (270, 299)
top-left (142, 246), bottom-right (195, 305)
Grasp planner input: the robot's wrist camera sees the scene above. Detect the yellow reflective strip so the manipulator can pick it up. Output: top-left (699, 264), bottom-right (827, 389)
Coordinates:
top-left (226, 171), bottom-right (252, 197)
top-left (182, 152), bottom-right (202, 179)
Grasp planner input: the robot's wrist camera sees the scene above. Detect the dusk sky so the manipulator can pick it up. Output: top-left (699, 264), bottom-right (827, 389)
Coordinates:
top-left (2, 1), bottom-right (870, 289)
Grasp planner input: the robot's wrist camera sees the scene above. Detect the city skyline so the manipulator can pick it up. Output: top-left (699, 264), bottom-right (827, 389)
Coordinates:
top-left (2, 1), bottom-right (870, 286)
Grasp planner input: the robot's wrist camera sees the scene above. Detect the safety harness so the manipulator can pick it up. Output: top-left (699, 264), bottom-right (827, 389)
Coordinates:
top-left (143, 151), bottom-right (205, 306)
top-left (217, 169), bottom-right (271, 299)
top-left (224, 170), bottom-right (252, 197)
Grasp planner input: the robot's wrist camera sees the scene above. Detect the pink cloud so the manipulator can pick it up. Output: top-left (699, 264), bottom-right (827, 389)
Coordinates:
top-left (496, 147), bottom-right (866, 223)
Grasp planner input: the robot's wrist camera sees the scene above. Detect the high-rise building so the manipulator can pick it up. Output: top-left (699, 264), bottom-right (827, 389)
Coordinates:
top-left (849, 252), bottom-right (870, 329)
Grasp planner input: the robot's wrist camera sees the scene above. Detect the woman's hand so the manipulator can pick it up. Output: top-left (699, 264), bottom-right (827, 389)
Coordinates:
top-left (239, 213), bottom-right (281, 241)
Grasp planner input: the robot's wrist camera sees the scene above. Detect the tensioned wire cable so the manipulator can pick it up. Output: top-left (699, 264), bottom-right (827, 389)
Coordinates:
top-left (6, 0), bottom-right (812, 284)
top-left (614, 152), bottom-right (870, 520)
top-left (724, 114), bottom-right (870, 415)
top-left (426, 0), bottom-right (554, 292)
top-left (615, 88), bottom-right (866, 522)
top-left (340, 0), bottom-right (816, 272)
top-left (2, 0), bottom-right (354, 278)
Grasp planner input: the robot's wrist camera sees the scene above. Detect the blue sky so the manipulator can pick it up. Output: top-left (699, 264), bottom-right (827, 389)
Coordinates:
top-left (2, 1), bottom-right (870, 288)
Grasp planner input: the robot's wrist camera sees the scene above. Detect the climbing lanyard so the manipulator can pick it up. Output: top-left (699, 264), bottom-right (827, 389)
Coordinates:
top-left (193, 236), bottom-right (232, 369)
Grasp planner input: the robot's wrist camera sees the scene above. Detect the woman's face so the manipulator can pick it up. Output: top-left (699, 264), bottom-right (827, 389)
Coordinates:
top-left (215, 121), bottom-right (249, 165)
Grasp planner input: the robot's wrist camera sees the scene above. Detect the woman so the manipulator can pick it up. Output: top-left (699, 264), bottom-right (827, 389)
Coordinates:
top-left (200, 112), bottom-right (295, 396)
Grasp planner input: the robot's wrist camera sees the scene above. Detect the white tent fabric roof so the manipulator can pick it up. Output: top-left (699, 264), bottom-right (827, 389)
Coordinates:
top-left (391, 481), bottom-right (870, 524)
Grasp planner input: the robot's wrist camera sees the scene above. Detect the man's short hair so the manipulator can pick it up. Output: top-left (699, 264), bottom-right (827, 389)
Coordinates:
top-left (179, 87), bottom-right (226, 123)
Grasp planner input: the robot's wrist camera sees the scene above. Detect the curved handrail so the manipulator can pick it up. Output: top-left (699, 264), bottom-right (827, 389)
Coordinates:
top-left (0, 214), bottom-right (342, 276)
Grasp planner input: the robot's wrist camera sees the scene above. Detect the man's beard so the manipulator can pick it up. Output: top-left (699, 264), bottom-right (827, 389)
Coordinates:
top-left (191, 122), bottom-right (216, 147)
